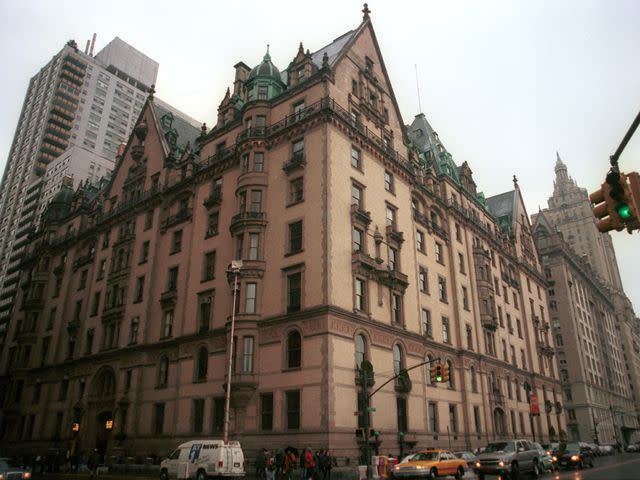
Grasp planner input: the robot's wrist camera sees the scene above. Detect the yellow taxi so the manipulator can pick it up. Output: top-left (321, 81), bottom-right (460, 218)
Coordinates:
top-left (392, 449), bottom-right (467, 479)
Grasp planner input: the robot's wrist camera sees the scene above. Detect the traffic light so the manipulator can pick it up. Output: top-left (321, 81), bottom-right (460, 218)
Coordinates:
top-left (368, 428), bottom-right (380, 438)
top-left (441, 363), bottom-right (450, 383)
top-left (590, 171), bottom-right (638, 232)
top-left (626, 172), bottom-right (640, 231)
top-left (430, 363), bottom-right (443, 383)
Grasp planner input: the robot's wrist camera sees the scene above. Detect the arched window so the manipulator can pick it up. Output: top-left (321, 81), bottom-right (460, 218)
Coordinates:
top-left (393, 344), bottom-right (403, 375)
top-left (287, 330), bottom-right (301, 369)
top-left (158, 356), bottom-right (169, 387)
top-left (195, 347), bottom-right (208, 381)
top-left (470, 366), bottom-right (477, 393)
top-left (355, 334), bottom-right (367, 368)
top-left (446, 360), bottom-right (454, 388)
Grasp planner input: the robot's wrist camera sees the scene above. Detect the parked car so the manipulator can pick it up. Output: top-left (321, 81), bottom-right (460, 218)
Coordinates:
top-left (0, 458), bottom-right (31, 479)
top-left (600, 445), bottom-right (615, 455)
top-left (453, 451), bottom-right (478, 468)
top-left (532, 442), bottom-right (557, 472)
top-left (160, 440), bottom-right (245, 480)
top-left (474, 440), bottom-right (541, 479)
top-left (553, 442), bottom-right (594, 469)
top-left (392, 449), bottom-right (467, 479)
top-left (625, 444), bottom-right (640, 453)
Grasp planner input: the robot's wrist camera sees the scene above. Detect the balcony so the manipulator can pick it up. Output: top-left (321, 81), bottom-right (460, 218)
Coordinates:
top-left (490, 390), bottom-right (505, 406)
top-left (352, 251), bottom-right (378, 272)
top-left (22, 298), bottom-right (44, 311)
top-left (102, 303), bottom-right (125, 321)
top-left (378, 268), bottom-right (409, 290)
top-left (229, 211), bottom-right (266, 233)
top-left (431, 223), bottom-right (449, 242)
top-left (130, 144), bottom-right (145, 161)
top-left (481, 315), bottom-right (498, 331)
top-left (394, 371), bottom-right (412, 393)
top-left (283, 152), bottom-right (306, 174)
top-left (355, 368), bottom-right (376, 387)
top-left (385, 225), bottom-right (404, 244)
top-left (162, 208), bottom-right (192, 231)
top-left (203, 187), bottom-right (222, 208)
top-left (73, 252), bottom-right (95, 271)
top-left (350, 204), bottom-right (372, 226)
top-left (160, 288), bottom-right (178, 306)
top-left (412, 209), bottom-right (430, 230)
top-left (237, 126), bottom-right (267, 143)
top-left (224, 372), bottom-right (258, 409)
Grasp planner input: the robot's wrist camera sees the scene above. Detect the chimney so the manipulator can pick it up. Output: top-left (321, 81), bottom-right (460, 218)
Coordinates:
top-left (85, 40), bottom-right (90, 54)
top-left (89, 33), bottom-right (97, 56)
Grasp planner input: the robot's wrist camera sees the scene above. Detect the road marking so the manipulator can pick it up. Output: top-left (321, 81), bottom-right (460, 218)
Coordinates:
top-left (547, 456), bottom-right (640, 479)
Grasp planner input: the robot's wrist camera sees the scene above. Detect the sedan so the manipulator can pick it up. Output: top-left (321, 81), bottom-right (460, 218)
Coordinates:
top-left (392, 449), bottom-right (467, 479)
top-left (554, 443), bottom-right (594, 469)
top-left (0, 458), bottom-right (32, 480)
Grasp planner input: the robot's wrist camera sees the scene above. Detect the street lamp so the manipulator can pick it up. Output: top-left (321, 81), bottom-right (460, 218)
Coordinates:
top-left (223, 260), bottom-right (242, 444)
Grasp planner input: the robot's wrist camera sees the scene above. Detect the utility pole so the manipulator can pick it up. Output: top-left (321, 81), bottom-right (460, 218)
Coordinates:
top-left (223, 260), bottom-right (242, 444)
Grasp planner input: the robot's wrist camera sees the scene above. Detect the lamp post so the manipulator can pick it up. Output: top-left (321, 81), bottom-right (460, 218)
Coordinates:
top-left (223, 260), bottom-right (242, 444)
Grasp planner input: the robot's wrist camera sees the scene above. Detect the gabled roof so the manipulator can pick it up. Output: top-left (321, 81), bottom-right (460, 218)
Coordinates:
top-left (531, 209), bottom-right (555, 236)
top-left (310, 30), bottom-right (356, 68)
top-left (486, 190), bottom-right (516, 229)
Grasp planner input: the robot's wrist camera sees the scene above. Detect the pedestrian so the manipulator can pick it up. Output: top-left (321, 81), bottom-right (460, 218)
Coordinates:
top-left (321, 450), bottom-right (332, 480)
top-left (256, 448), bottom-right (267, 480)
top-left (266, 451), bottom-right (276, 480)
top-left (87, 450), bottom-right (98, 479)
top-left (304, 447), bottom-right (316, 480)
top-left (284, 449), bottom-right (297, 480)
top-left (299, 448), bottom-right (307, 480)
top-left (275, 449), bottom-right (285, 480)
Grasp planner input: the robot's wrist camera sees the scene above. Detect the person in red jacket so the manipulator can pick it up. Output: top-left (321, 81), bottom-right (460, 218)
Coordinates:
top-left (304, 448), bottom-right (316, 480)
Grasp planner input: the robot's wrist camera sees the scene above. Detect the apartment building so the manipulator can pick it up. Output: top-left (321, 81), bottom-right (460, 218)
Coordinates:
top-left (0, 6), bottom-right (564, 460)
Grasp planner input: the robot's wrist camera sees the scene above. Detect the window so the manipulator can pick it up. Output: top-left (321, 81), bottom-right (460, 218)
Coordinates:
top-left (352, 79), bottom-right (359, 96)
top-left (162, 310), bottom-right (174, 338)
top-left (129, 317), bottom-right (139, 344)
top-left (455, 223), bottom-right (462, 242)
top-left (134, 276), bottom-right (145, 303)
top-left (140, 241), bottom-right (149, 263)
top-left (261, 393), bottom-right (273, 431)
top-left (245, 283), bottom-right (257, 313)
top-left (290, 177), bottom-right (304, 203)
top-left (393, 344), bottom-right (404, 375)
top-left (193, 398), bottom-right (205, 433)
top-left (207, 211), bottom-right (219, 237)
top-left (428, 402), bottom-right (438, 432)
top-left (521, 349), bottom-right (526, 370)
top-left (355, 278), bottom-right (367, 311)
top-left (384, 171), bottom-right (394, 192)
top-left (199, 293), bottom-right (212, 331)
top-left (102, 231), bottom-right (110, 249)
top-left (513, 292), bottom-right (519, 310)
top-left (287, 331), bottom-right (302, 369)
top-left (353, 227), bottom-right (364, 252)
top-left (145, 210), bottom-right (154, 230)
top-left (242, 337), bottom-right (254, 373)
top-left (248, 234), bottom-right (259, 260)
top-left (167, 267), bottom-right (178, 291)
top-left (386, 205), bottom-right (396, 228)
top-left (293, 100), bottom-right (305, 119)
top-left (253, 152), bottom-right (264, 172)
top-left (351, 146), bottom-right (361, 169)
top-left (435, 242), bottom-right (443, 263)
top-left (442, 317), bottom-right (450, 344)
top-left (355, 334), bottom-right (367, 367)
top-left (351, 183), bottom-right (363, 208)
top-left (292, 139), bottom-right (304, 159)
top-left (397, 397), bottom-right (407, 433)
top-left (91, 291), bottom-right (101, 316)
top-left (416, 230), bottom-right (425, 252)
top-left (516, 319), bottom-right (522, 338)
top-left (470, 366), bottom-right (478, 392)
top-left (466, 324), bottom-right (473, 350)
top-left (171, 230), bottom-right (182, 253)
top-left (257, 85), bottom-right (268, 100)
top-left (250, 190), bottom-right (262, 212)
top-left (157, 355), bottom-right (169, 388)
top-left (287, 272), bottom-right (302, 313)
top-left (236, 234), bottom-right (244, 260)
top-left (79, 269), bottom-right (88, 290)
top-left (419, 268), bottom-right (428, 293)
top-left (388, 246), bottom-right (397, 271)
top-left (422, 309), bottom-right (432, 338)
top-left (286, 390), bottom-right (300, 430)
top-left (154, 403), bottom-right (165, 434)
top-left (98, 259), bottom-right (106, 279)
top-left (458, 253), bottom-right (465, 274)
top-left (438, 276), bottom-right (447, 302)
top-left (462, 286), bottom-right (469, 310)
top-left (196, 347), bottom-right (208, 381)
top-left (391, 292), bottom-right (402, 324)
top-left (203, 251), bottom-right (216, 281)
top-left (474, 406), bottom-right (481, 433)
top-left (213, 398), bottom-right (225, 432)
top-left (449, 404), bottom-right (458, 433)
top-left (288, 220), bottom-right (303, 254)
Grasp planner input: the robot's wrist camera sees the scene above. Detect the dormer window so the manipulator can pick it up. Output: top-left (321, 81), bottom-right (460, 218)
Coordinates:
top-left (257, 86), bottom-right (268, 100)
top-left (365, 56), bottom-right (373, 73)
top-left (297, 68), bottom-right (305, 80)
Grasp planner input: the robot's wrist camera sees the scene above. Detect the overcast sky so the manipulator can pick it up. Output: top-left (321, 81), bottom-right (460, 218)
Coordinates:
top-left (0, 0), bottom-right (638, 310)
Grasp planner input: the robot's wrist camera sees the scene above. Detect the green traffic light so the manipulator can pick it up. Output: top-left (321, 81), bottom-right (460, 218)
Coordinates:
top-left (436, 374), bottom-right (443, 382)
top-left (617, 204), bottom-right (632, 220)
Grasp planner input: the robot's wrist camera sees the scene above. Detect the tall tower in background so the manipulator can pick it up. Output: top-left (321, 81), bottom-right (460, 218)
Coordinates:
top-left (541, 153), bottom-right (622, 290)
top-left (0, 37), bottom-right (158, 342)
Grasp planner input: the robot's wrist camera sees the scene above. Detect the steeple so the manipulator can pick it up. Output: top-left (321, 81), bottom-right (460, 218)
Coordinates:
top-left (555, 151), bottom-right (569, 183)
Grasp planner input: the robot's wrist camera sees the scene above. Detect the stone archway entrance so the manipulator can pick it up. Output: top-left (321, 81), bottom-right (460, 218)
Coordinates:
top-left (86, 367), bottom-right (116, 455)
top-left (493, 408), bottom-right (506, 438)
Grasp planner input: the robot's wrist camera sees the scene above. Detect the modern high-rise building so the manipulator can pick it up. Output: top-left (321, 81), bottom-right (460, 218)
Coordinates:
top-left (0, 37), bottom-right (158, 344)
top-left (0, 6), bottom-right (564, 461)
top-left (532, 156), bottom-right (640, 445)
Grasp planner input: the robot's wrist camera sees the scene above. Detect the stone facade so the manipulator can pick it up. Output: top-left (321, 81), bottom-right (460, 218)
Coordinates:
top-left (0, 8), bottom-right (564, 462)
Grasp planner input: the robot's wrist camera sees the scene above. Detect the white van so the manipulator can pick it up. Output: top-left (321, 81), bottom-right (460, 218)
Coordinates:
top-left (160, 440), bottom-right (245, 480)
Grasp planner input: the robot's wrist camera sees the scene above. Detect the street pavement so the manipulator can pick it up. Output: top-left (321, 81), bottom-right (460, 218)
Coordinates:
top-left (30, 453), bottom-right (640, 480)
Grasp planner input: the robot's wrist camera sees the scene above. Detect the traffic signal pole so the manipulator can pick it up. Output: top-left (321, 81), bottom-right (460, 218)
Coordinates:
top-left (360, 357), bottom-right (441, 480)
